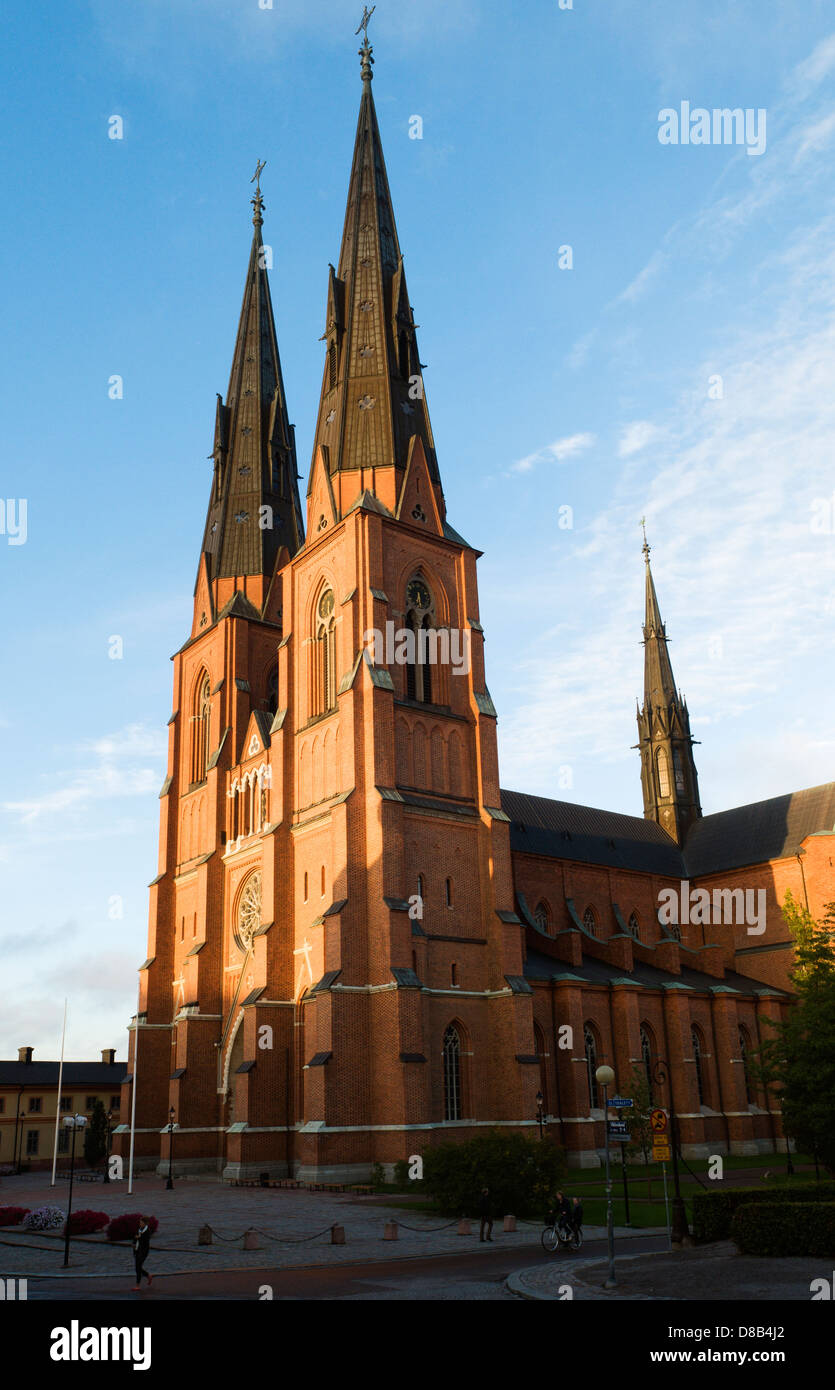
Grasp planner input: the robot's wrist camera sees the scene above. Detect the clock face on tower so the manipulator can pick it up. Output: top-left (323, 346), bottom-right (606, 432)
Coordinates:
top-left (407, 579), bottom-right (431, 612)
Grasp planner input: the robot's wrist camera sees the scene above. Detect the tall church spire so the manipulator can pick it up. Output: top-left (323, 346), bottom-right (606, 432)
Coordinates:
top-left (200, 173), bottom-right (303, 597)
top-left (636, 527), bottom-right (701, 844)
top-left (308, 28), bottom-right (442, 522)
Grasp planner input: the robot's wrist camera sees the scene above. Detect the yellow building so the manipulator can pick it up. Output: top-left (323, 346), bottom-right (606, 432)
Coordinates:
top-left (0, 1047), bottom-right (124, 1172)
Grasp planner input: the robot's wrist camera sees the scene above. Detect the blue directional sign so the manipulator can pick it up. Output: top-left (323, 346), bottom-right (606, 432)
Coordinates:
top-left (609, 1096), bottom-right (634, 1108)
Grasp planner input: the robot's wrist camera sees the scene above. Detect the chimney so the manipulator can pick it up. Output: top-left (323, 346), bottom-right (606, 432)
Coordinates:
top-left (101, 1048), bottom-right (116, 1065)
top-left (18, 1046), bottom-right (33, 1064)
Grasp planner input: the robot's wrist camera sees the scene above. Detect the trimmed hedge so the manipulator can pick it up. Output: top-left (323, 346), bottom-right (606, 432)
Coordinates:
top-left (732, 1201), bottom-right (835, 1257)
top-left (106, 1213), bottom-right (158, 1243)
top-left (693, 1182), bottom-right (835, 1243)
top-left (66, 1209), bottom-right (109, 1235)
top-left (0, 1207), bottom-right (30, 1227)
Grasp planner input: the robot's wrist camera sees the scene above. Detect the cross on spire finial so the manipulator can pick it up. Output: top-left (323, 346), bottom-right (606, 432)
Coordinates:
top-left (250, 159), bottom-right (266, 227)
top-left (355, 4), bottom-right (375, 81)
top-left (640, 515), bottom-right (651, 561)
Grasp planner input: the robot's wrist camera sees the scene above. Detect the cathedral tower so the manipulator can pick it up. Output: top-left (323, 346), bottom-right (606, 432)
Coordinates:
top-left (636, 532), bottom-right (701, 844)
top-left (118, 33), bottom-right (537, 1181)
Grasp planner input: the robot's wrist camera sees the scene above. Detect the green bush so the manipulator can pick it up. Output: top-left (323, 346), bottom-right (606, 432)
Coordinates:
top-left (422, 1131), bottom-right (565, 1219)
top-left (731, 1201), bottom-right (835, 1257)
top-left (393, 1159), bottom-right (412, 1191)
top-left (371, 1162), bottom-right (386, 1193)
top-left (693, 1182), bottom-right (835, 1243)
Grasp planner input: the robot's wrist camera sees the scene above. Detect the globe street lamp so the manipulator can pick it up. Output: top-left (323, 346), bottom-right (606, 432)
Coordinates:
top-left (62, 1113), bottom-right (88, 1268)
top-left (595, 1063), bottom-right (616, 1288)
top-left (165, 1107), bottom-right (178, 1191)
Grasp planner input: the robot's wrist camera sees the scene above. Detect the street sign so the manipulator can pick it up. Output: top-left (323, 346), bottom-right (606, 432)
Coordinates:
top-left (653, 1141), bottom-right (671, 1162)
top-left (650, 1108), bottom-right (668, 1134)
top-left (609, 1097), bottom-right (634, 1109)
top-left (608, 1120), bottom-right (629, 1137)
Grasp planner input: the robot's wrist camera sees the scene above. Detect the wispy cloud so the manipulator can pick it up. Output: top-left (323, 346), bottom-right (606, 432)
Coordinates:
top-left (618, 421), bottom-right (661, 458)
top-left (510, 432), bottom-right (596, 475)
top-left (2, 724), bottom-right (165, 825)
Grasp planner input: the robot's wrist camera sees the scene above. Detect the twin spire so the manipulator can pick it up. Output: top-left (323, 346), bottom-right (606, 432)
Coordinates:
top-left (200, 20), bottom-right (442, 599)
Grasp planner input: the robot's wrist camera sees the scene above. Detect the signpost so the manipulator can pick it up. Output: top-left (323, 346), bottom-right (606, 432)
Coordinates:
top-left (609, 1096), bottom-right (634, 1109)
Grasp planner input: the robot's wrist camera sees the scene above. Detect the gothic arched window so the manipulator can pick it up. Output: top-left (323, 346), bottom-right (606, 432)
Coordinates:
top-left (534, 901), bottom-right (551, 932)
top-left (313, 588), bottom-right (337, 716)
top-left (739, 1025), bottom-right (754, 1105)
top-left (640, 1025), bottom-right (654, 1102)
top-left (673, 747), bottom-right (687, 794)
top-left (657, 748), bottom-right (671, 798)
top-left (404, 575), bottom-right (435, 705)
top-left (628, 911), bottom-right (641, 941)
top-left (691, 1026), bottom-right (706, 1106)
top-left (191, 671), bottom-right (211, 784)
top-left (584, 1025), bottom-right (599, 1110)
top-left (443, 1025), bottom-right (462, 1121)
top-left (583, 906), bottom-right (598, 937)
top-left (266, 663), bottom-right (279, 717)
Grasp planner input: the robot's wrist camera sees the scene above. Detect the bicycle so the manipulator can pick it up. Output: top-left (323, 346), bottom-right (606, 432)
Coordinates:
top-left (541, 1214), bottom-right (583, 1254)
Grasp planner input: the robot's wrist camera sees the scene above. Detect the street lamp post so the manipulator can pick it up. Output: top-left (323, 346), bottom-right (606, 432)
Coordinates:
top-left (13, 1087), bottom-right (25, 1174)
top-left (166, 1107), bottom-right (177, 1191)
top-left (535, 1090), bottom-right (544, 1141)
top-left (103, 1109), bottom-right (113, 1184)
top-left (653, 1058), bottom-right (689, 1245)
top-left (596, 1063), bottom-right (616, 1288)
top-left (62, 1114), bottom-right (88, 1268)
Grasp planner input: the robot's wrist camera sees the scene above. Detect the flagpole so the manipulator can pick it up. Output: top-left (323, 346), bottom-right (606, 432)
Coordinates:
top-left (128, 988), bottom-right (140, 1196)
top-left (50, 999), bottom-right (68, 1187)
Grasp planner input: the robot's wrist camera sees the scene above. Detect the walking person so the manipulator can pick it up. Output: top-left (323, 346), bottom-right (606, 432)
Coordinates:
top-left (479, 1186), bottom-right (494, 1242)
top-left (132, 1216), bottom-right (153, 1291)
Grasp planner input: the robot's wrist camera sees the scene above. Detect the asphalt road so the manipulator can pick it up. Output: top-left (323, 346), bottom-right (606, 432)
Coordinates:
top-left (24, 1233), bottom-right (670, 1300)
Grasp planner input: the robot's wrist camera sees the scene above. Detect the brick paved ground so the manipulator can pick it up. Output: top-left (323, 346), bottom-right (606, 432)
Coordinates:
top-left (509, 1242), bottom-right (831, 1301)
top-left (0, 1172), bottom-right (652, 1279)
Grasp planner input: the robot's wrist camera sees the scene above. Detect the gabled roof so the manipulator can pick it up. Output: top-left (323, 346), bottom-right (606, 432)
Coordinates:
top-left (501, 788), bottom-right (685, 876)
top-left (0, 1061), bottom-right (127, 1087)
top-left (683, 782), bottom-right (835, 876)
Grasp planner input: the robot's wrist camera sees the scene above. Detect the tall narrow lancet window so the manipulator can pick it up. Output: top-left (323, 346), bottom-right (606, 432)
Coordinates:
top-left (584, 1026), bottom-right (599, 1110)
top-left (314, 588), bottom-right (337, 716)
top-left (583, 906), bottom-right (598, 937)
top-left (640, 1026), bottom-right (654, 1102)
top-left (657, 748), bottom-right (671, 798)
top-left (404, 576), bottom-right (435, 704)
top-left (691, 1026), bottom-right (706, 1105)
top-left (442, 1025), bottom-right (462, 1121)
top-left (673, 748), bottom-right (687, 794)
top-left (266, 664), bottom-right (279, 716)
top-left (628, 912), bottom-right (641, 941)
top-left (738, 1026), bottom-right (754, 1105)
top-left (192, 672), bottom-right (211, 784)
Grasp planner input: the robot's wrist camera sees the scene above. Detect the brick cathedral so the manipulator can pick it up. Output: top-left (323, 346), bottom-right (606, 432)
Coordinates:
top-left (116, 38), bottom-right (835, 1179)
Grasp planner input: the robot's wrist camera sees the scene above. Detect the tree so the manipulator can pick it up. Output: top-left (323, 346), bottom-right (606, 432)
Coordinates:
top-left (750, 893), bottom-right (835, 1175)
top-left (621, 1065), bottom-right (655, 1196)
top-left (422, 1130), bottom-right (566, 1218)
top-left (83, 1100), bottom-right (108, 1169)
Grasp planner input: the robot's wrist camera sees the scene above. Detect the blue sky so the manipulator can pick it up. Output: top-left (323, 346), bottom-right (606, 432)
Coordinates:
top-left (2, 0), bottom-right (835, 1059)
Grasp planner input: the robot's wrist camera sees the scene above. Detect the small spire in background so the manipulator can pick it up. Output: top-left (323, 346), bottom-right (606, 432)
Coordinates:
top-left (355, 4), bottom-right (376, 82)
top-left (251, 158), bottom-right (267, 228)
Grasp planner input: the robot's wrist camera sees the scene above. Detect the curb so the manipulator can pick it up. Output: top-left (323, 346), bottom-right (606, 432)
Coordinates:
top-left (507, 1250), bottom-right (673, 1302)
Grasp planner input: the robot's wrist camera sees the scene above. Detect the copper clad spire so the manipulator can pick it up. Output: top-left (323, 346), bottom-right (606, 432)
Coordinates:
top-left (308, 23), bottom-right (442, 518)
top-left (200, 171), bottom-right (304, 588)
top-left (635, 527), bottom-right (702, 844)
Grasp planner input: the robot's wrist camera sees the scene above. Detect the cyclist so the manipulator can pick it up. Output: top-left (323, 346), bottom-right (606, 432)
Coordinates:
top-left (555, 1190), bottom-right (572, 1239)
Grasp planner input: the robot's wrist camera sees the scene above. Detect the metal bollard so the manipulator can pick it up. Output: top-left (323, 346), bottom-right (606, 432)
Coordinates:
top-left (198, 1225), bottom-right (213, 1245)
top-left (331, 1224), bottom-right (346, 1244)
top-left (243, 1228), bottom-right (260, 1250)
top-left (383, 1220), bottom-right (398, 1240)
top-left (457, 1218), bottom-right (471, 1236)
top-left (503, 1214), bottom-right (516, 1232)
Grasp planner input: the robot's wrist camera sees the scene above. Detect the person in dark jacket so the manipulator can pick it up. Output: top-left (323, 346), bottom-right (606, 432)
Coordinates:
top-left (555, 1190), bottom-right (571, 1230)
top-left (132, 1217), bottom-right (153, 1290)
top-left (478, 1187), bottom-right (493, 1242)
top-left (571, 1196), bottom-right (583, 1235)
